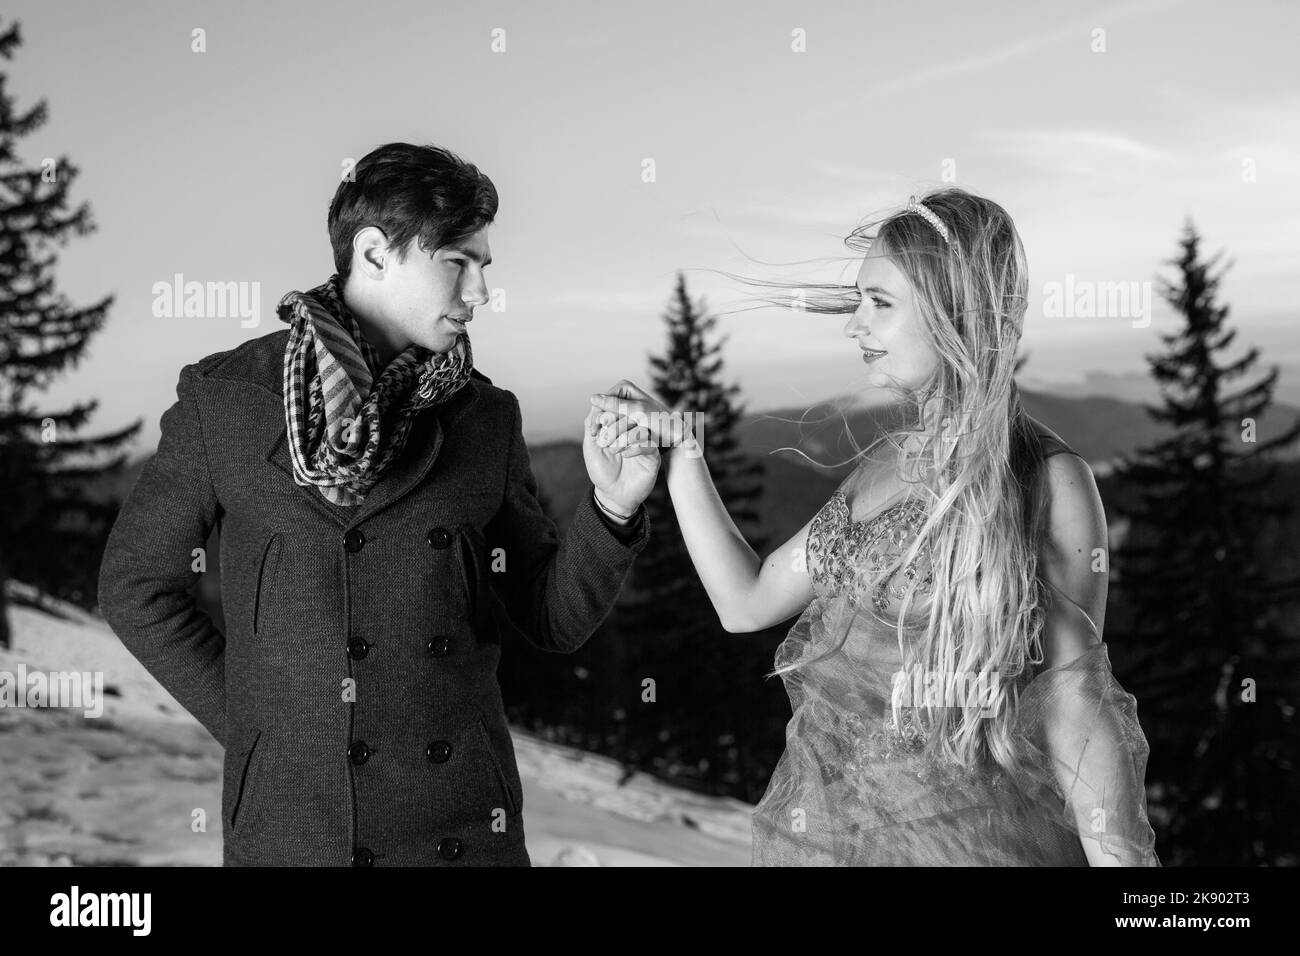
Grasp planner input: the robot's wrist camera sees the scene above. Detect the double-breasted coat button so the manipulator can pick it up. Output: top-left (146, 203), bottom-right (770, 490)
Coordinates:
top-left (351, 847), bottom-right (374, 866)
top-left (348, 740), bottom-right (371, 765)
top-left (427, 527), bottom-right (452, 549)
top-left (426, 740), bottom-right (453, 763)
top-left (426, 636), bottom-right (451, 657)
top-left (437, 837), bottom-right (464, 861)
top-left (344, 529), bottom-right (366, 553)
top-left (347, 638), bottom-right (370, 660)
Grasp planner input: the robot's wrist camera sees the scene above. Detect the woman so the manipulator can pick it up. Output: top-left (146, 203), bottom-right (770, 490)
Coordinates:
top-left (589, 187), bottom-right (1161, 866)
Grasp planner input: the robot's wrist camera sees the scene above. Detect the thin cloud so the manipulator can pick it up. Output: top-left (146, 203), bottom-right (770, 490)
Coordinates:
top-left (977, 129), bottom-right (1177, 166)
top-left (800, 0), bottom-right (1197, 124)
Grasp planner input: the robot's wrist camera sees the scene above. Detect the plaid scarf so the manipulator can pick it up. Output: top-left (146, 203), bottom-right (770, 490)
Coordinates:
top-left (276, 274), bottom-right (474, 506)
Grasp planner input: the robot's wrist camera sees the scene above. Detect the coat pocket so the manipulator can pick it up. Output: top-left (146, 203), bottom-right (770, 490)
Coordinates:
top-left (225, 726), bottom-right (264, 832)
top-left (251, 533), bottom-right (282, 637)
top-left (476, 716), bottom-right (521, 816)
top-left (456, 526), bottom-right (489, 633)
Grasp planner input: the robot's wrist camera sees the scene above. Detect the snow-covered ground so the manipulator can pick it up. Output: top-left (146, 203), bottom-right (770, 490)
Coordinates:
top-left (0, 584), bottom-right (753, 867)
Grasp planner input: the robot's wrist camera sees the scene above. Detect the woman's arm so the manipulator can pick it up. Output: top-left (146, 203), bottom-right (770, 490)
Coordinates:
top-left (1038, 452), bottom-right (1109, 667)
top-left (666, 435), bottom-right (816, 632)
top-left (590, 383), bottom-right (816, 633)
top-left (1036, 452), bottom-right (1145, 866)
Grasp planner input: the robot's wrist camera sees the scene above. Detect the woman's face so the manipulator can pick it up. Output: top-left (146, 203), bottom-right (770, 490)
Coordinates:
top-left (845, 242), bottom-right (941, 396)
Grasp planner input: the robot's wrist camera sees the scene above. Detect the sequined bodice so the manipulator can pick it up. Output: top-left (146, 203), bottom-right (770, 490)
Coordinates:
top-left (790, 486), bottom-right (940, 762)
top-left (806, 488), bottom-right (935, 613)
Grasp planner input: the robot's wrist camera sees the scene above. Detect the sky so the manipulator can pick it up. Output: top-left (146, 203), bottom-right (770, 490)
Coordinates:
top-left (7, 0), bottom-right (1299, 448)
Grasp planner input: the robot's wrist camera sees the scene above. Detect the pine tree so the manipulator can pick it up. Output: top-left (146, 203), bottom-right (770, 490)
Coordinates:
top-left (607, 272), bottom-right (767, 793)
top-left (0, 19), bottom-right (140, 647)
top-left (1111, 220), bottom-right (1300, 865)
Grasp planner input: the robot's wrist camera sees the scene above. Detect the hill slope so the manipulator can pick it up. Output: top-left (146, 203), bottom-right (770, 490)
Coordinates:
top-left (0, 583), bottom-right (752, 867)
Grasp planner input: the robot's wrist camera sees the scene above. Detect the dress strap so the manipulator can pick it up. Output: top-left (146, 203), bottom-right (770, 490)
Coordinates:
top-left (1028, 417), bottom-right (1080, 461)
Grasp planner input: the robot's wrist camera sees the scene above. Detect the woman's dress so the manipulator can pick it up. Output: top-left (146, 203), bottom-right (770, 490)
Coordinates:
top-left (750, 430), bottom-right (1161, 866)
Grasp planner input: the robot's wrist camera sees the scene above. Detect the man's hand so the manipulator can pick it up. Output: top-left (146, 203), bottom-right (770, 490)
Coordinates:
top-left (582, 381), bottom-right (661, 515)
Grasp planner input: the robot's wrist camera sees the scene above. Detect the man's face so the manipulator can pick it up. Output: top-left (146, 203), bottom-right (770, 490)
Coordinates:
top-left (379, 225), bottom-right (492, 354)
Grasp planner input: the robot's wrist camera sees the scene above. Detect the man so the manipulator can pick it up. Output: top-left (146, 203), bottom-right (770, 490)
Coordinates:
top-left (97, 142), bottom-right (657, 866)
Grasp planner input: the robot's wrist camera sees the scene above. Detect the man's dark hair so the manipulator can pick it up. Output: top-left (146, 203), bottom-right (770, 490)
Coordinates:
top-left (328, 142), bottom-right (498, 280)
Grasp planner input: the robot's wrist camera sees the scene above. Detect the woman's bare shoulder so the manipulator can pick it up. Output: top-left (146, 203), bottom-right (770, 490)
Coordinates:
top-left (838, 440), bottom-right (910, 511)
top-left (1041, 452), bottom-right (1105, 535)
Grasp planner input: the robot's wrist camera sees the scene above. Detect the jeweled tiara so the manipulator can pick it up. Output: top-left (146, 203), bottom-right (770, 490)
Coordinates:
top-left (904, 195), bottom-right (952, 246)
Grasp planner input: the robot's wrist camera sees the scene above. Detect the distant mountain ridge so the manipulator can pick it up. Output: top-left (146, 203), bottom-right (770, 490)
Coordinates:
top-left (1025, 364), bottom-right (1300, 410)
top-left (527, 387), bottom-right (1300, 548)
top-left (735, 386), bottom-right (1300, 477)
top-left (105, 388), bottom-right (1300, 546)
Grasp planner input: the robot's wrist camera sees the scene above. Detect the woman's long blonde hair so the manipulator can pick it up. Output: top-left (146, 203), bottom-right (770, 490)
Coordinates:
top-left (758, 187), bottom-right (1056, 776)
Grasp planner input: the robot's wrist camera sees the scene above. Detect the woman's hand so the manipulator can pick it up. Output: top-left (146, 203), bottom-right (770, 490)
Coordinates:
top-left (589, 380), bottom-right (697, 452)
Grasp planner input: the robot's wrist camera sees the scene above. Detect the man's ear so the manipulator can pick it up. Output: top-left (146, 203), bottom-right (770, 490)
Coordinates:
top-left (351, 226), bottom-right (391, 279)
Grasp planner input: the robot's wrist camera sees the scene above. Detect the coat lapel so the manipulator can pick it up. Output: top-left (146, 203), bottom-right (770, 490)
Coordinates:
top-left (264, 425), bottom-right (352, 527)
top-left (263, 377), bottom-right (481, 526)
